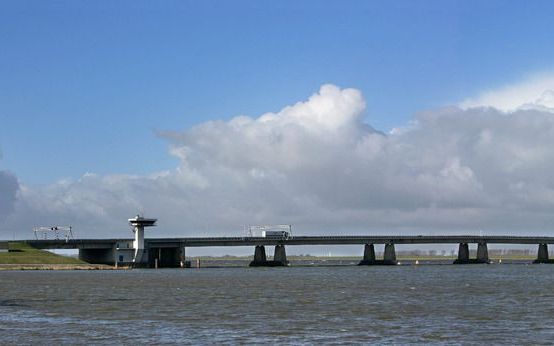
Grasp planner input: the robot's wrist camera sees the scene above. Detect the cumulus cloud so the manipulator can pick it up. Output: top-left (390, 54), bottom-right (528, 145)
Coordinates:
top-left (460, 72), bottom-right (554, 112)
top-left (3, 83), bottom-right (554, 239)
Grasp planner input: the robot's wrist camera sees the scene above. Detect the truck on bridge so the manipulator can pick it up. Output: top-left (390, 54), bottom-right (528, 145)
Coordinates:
top-left (249, 225), bottom-right (292, 240)
top-left (262, 230), bottom-right (292, 240)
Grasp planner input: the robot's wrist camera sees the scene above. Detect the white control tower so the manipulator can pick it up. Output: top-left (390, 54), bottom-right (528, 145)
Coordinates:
top-left (128, 215), bottom-right (157, 264)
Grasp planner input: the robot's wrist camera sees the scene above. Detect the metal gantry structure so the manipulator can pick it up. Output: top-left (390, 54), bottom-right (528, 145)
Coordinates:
top-left (33, 226), bottom-right (74, 242)
top-left (247, 224), bottom-right (293, 238)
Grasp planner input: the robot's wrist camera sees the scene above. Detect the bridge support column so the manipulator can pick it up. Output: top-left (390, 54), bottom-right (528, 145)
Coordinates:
top-left (476, 243), bottom-right (489, 263)
top-left (255, 245), bottom-right (267, 262)
top-left (533, 244), bottom-right (553, 263)
top-left (358, 244), bottom-right (376, 265)
top-left (383, 243), bottom-right (397, 265)
top-left (454, 242), bottom-right (491, 264)
top-left (179, 246), bottom-right (187, 268)
top-left (358, 243), bottom-right (397, 265)
top-left (249, 245), bottom-right (289, 267)
top-left (454, 243), bottom-right (469, 264)
top-left (249, 245), bottom-right (267, 266)
top-left (273, 245), bottom-right (289, 266)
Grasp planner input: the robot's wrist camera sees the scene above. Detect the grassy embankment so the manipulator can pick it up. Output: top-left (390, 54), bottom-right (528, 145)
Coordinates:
top-left (0, 242), bottom-right (115, 270)
top-left (0, 242), bottom-right (83, 264)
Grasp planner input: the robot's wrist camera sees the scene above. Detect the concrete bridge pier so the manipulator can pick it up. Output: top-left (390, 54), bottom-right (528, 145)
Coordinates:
top-left (179, 246), bottom-right (186, 268)
top-left (249, 245), bottom-right (289, 267)
top-left (273, 245), bottom-right (288, 266)
top-left (249, 245), bottom-right (267, 266)
top-left (533, 244), bottom-right (554, 263)
top-left (358, 244), bottom-right (376, 265)
top-left (454, 242), bottom-right (491, 264)
top-left (454, 243), bottom-right (470, 264)
top-left (250, 245), bottom-right (267, 265)
top-left (358, 243), bottom-right (397, 265)
top-left (383, 243), bottom-right (397, 264)
top-left (476, 242), bottom-right (489, 263)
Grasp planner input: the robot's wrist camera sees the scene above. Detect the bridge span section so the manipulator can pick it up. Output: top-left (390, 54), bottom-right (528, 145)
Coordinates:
top-left (16, 235), bottom-right (554, 267)
top-left (157, 235), bottom-right (554, 266)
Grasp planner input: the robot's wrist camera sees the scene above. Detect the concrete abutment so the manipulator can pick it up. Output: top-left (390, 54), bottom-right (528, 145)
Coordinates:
top-left (78, 248), bottom-right (115, 265)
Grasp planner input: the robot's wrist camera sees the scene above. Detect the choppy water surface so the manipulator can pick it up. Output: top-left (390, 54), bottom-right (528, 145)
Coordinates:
top-left (2, 265), bottom-right (554, 344)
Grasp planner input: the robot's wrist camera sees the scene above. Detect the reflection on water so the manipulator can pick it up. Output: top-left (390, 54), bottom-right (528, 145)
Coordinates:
top-left (1, 265), bottom-right (554, 344)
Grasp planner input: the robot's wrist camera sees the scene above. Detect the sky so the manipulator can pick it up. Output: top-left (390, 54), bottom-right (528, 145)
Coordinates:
top-left (3, 1), bottom-right (554, 245)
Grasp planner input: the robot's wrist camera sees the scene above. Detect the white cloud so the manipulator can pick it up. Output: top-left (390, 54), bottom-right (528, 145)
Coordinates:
top-left (3, 83), bottom-right (554, 239)
top-left (460, 72), bottom-right (554, 112)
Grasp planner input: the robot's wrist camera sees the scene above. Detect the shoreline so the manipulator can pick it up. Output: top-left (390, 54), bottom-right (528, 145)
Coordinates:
top-left (0, 256), bottom-right (539, 270)
top-left (0, 264), bottom-right (126, 270)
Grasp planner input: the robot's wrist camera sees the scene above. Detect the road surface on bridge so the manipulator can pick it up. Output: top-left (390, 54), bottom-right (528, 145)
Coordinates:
top-left (16, 235), bottom-right (554, 249)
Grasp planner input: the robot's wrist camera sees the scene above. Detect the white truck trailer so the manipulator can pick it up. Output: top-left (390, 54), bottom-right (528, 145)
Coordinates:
top-left (248, 225), bottom-right (292, 239)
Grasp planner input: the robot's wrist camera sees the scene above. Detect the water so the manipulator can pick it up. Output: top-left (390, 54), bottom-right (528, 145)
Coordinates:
top-left (1, 265), bottom-right (554, 344)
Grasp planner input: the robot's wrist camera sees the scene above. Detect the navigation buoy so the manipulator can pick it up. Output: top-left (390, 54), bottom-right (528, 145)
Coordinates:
top-left (499, 259), bottom-right (502, 264)
top-left (415, 260), bottom-right (419, 265)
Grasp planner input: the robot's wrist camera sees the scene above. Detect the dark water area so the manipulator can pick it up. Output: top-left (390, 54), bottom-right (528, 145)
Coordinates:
top-left (1, 265), bottom-right (554, 344)
top-left (197, 258), bottom-right (532, 267)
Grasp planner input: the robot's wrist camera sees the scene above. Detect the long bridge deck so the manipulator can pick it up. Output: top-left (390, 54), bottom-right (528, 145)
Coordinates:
top-left (12, 235), bottom-right (554, 267)
top-left (18, 235), bottom-right (554, 249)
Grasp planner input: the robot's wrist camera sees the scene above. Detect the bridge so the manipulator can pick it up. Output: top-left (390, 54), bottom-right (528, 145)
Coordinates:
top-left (13, 234), bottom-right (554, 267)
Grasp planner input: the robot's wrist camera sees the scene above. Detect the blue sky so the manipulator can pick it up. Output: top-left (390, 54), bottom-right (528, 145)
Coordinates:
top-left (2, 0), bottom-right (554, 184)
top-left (5, 1), bottom-right (554, 239)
